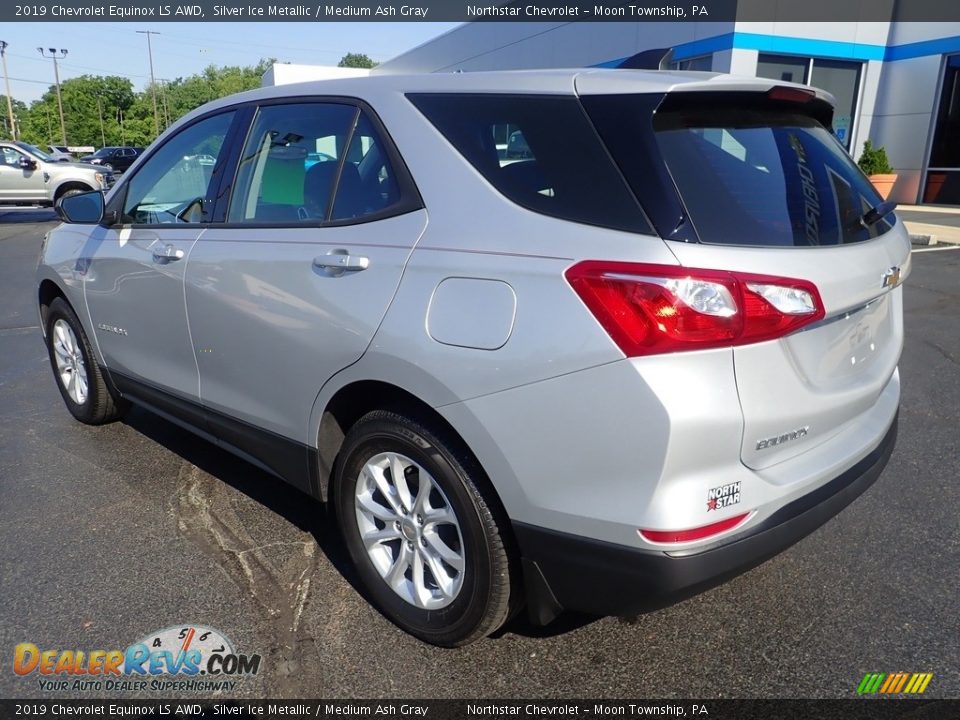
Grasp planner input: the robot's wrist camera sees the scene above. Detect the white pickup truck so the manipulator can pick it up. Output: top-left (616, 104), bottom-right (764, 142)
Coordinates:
top-left (0, 141), bottom-right (114, 207)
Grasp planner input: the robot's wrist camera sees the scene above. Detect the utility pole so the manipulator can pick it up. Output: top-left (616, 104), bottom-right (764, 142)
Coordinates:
top-left (159, 80), bottom-right (169, 127)
top-left (37, 47), bottom-right (68, 145)
top-left (0, 41), bottom-right (16, 140)
top-left (136, 30), bottom-right (160, 138)
top-left (96, 96), bottom-right (106, 147)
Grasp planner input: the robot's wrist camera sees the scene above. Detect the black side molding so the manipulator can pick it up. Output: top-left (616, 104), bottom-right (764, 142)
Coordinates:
top-left (109, 370), bottom-right (317, 497)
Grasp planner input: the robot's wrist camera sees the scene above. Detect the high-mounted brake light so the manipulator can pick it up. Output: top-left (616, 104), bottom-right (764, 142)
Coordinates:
top-left (767, 86), bottom-right (817, 104)
top-left (640, 512), bottom-right (751, 544)
top-left (565, 262), bottom-right (825, 357)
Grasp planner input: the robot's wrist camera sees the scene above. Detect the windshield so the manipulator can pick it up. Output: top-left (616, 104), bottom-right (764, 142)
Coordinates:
top-left (15, 142), bottom-right (53, 162)
top-left (92, 148), bottom-right (115, 157)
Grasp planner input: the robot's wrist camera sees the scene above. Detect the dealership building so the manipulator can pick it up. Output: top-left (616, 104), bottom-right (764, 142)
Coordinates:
top-left (374, 19), bottom-right (960, 205)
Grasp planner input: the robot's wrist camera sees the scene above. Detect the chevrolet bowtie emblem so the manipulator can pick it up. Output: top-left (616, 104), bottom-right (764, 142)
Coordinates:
top-left (882, 266), bottom-right (902, 289)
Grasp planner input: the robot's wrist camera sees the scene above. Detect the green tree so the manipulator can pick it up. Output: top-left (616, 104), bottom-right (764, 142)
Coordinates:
top-left (0, 96), bottom-right (27, 138)
top-left (18, 75), bottom-right (135, 148)
top-left (338, 53), bottom-right (377, 69)
top-left (16, 59), bottom-right (272, 149)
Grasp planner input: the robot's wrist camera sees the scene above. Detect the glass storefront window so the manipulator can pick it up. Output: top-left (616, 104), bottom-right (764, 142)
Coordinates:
top-left (757, 54), bottom-right (809, 84)
top-left (810, 59), bottom-right (861, 149)
top-left (756, 54), bottom-right (862, 150)
top-left (672, 55), bottom-right (713, 72)
top-left (924, 55), bottom-right (960, 204)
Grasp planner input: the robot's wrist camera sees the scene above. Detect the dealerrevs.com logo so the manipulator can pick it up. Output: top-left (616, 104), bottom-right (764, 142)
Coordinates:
top-left (14, 625), bottom-right (261, 693)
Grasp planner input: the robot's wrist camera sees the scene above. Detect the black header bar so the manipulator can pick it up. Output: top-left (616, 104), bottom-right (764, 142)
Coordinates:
top-left (0, 699), bottom-right (954, 720)
top-left (5, 0), bottom-right (960, 23)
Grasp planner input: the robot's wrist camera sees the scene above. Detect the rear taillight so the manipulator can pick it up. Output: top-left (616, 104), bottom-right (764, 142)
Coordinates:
top-left (565, 262), bottom-right (824, 356)
top-left (639, 512), bottom-right (751, 544)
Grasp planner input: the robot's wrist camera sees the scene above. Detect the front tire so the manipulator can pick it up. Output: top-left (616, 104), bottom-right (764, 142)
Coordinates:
top-left (58, 188), bottom-right (87, 201)
top-left (44, 297), bottom-right (127, 424)
top-left (334, 410), bottom-right (515, 647)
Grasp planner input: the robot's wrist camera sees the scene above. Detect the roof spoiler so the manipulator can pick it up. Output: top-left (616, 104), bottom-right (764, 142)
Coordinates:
top-left (616, 48), bottom-right (675, 71)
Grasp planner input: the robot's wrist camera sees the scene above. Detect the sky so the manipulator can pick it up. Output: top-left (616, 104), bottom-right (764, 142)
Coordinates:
top-left (3, 22), bottom-right (461, 104)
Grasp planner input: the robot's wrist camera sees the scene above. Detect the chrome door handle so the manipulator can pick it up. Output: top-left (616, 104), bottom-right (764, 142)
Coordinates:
top-left (152, 243), bottom-right (184, 263)
top-left (313, 251), bottom-right (369, 276)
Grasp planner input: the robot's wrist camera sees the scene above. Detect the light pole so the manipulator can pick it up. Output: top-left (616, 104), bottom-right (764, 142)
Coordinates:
top-left (37, 47), bottom-right (68, 145)
top-left (136, 30), bottom-right (161, 137)
top-left (0, 41), bottom-right (16, 140)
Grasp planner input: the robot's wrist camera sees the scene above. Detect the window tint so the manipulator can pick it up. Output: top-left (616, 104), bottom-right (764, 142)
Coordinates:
top-left (228, 103), bottom-right (406, 224)
top-left (122, 112), bottom-right (234, 225)
top-left (408, 94), bottom-right (651, 234)
top-left (331, 111), bottom-right (402, 221)
top-left (652, 106), bottom-right (890, 246)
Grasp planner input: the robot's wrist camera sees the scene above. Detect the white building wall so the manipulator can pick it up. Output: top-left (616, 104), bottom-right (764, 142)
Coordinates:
top-left (869, 55), bottom-right (944, 202)
top-left (378, 19), bottom-right (960, 204)
top-left (870, 23), bottom-right (960, 202)
top-left (376, 22), bottom-right (735, 73)
top-left (262, 63), bottom-right (370, 87)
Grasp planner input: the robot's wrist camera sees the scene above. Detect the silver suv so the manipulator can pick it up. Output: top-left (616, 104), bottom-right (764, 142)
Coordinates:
top-left (37, 70), bottom-right (908, 646)
top-left (1, 141), bottom-right (113, 206)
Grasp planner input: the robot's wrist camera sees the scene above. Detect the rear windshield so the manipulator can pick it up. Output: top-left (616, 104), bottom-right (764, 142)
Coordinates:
top-left (407, 93), bottom-right (652, 235)
top-left (590, 95), bottom-right (891, 246)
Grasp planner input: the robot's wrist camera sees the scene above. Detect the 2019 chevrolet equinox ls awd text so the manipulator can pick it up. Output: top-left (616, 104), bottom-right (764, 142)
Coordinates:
top-left (37, 70), bottom-right (908, 646)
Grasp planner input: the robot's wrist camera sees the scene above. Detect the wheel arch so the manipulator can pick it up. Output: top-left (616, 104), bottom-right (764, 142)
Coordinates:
top-left (317, 379), bottom-right (465, 500)
top-left (38, 278), bottom-right (69, 337)
top-left (53, 180), bottom-right (95, 201)
top-left (313, 375), bottom-right (521, 533)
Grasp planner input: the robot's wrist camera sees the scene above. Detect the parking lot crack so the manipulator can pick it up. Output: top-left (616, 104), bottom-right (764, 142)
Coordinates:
top-left (172, 464), bottom-right (318, 695)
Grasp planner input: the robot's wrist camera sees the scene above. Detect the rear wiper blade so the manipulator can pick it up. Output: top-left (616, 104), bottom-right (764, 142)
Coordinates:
top-left (861, 200), bottom-right (897, 228)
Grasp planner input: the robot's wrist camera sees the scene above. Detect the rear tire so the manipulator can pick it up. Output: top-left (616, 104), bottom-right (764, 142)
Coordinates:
top-left (334, 410), bottom-right (514, 647)
top-left (44, 297), bottom-right (128, 425)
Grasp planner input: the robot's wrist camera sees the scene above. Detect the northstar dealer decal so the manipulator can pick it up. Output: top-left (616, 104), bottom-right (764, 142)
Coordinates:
top-left (707, 482), bottom-right (741, 511)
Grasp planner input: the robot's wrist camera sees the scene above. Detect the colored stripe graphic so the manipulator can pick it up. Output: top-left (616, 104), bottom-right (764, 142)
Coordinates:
top-left (858, 672), bottom-right (933, 694)
top-left (858, 673), bottom-right (885, 694)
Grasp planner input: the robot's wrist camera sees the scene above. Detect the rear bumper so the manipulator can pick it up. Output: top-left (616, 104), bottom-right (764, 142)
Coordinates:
top-left (516, 412), bottom-right (898, 624)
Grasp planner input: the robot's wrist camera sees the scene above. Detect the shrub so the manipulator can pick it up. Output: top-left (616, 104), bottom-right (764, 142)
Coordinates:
top-left (857, 140), bottom-right (895, 175)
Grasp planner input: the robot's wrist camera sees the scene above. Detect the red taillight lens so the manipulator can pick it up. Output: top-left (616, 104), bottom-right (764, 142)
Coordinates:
top-left (566, 262), bottom-right (824, 356)
top-left (639, 512), bottom-right (750, 544)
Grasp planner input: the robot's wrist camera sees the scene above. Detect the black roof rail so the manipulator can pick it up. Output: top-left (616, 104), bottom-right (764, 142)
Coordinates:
top-left (616, 48), bottom-right (675, 71)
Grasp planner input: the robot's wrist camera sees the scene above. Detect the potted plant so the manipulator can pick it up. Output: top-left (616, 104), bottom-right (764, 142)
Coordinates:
top-left (857, 140), bottom-right (898, 200)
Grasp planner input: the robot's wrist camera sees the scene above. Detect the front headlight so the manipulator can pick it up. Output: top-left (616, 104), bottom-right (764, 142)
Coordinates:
top-left (95, 172), bottom-right (106, 186)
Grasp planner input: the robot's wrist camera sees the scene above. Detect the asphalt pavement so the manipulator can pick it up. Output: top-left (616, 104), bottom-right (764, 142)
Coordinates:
top-left (0, 208), bottom-right (957, 700)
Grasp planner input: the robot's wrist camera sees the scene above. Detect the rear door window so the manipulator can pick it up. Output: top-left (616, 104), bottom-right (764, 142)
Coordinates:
top-left (408, 93), bottom-right (652, 234)
top-left (228, 102), bottom-right (410, 225)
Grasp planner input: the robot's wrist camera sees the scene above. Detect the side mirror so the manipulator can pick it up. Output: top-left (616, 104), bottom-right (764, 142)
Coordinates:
top-left (56, 190), bottom-right (105, 224)
top-left (18, 156), bottom-right (37, 171)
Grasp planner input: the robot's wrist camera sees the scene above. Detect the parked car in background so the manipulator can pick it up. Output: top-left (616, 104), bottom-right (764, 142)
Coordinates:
top-left (46, 145), bottom-right (76, 162)
top-left (0, 141), bottom-right (113, 206)
top-left (79, 146), bottom-right (144, 173)
top-left (37, 70), bottom-right (907, 647)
